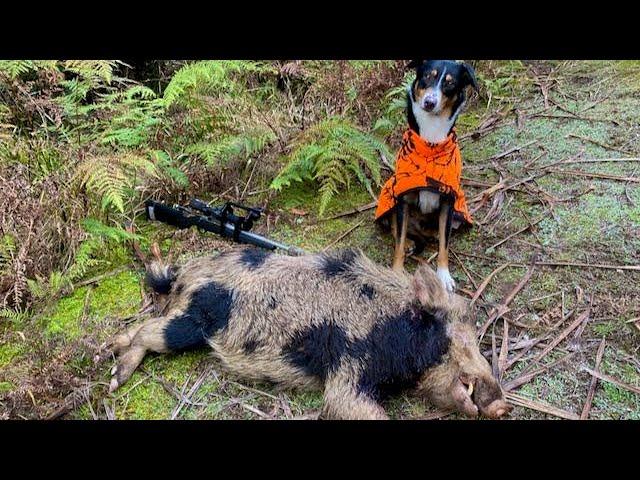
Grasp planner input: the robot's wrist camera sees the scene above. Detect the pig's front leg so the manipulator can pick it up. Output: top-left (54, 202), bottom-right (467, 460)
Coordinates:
top-left (321, 376), bottom-right (388, 420)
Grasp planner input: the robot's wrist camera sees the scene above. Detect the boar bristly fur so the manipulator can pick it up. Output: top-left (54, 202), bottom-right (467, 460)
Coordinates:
top-left (109, 247), bottom-right (511, 419)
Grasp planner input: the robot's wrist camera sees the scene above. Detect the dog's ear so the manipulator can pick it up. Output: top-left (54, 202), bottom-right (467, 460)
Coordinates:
top-left (461, 62), bottom-right (479, 92)
top-left (406, 59), bottom-right (426, 71)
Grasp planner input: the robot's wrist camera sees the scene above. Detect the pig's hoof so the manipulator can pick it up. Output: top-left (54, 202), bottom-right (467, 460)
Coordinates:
top-left (109, 377), bottom-right (120, 394)
top-left (436, 267), bottom-right (456, 292)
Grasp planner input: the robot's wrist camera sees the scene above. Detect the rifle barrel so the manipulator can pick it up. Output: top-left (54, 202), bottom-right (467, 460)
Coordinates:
top-left (145, 200), bottom-right (306, 256)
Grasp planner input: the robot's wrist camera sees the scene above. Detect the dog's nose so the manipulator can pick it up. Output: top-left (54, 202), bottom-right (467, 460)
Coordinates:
top-left (423, 98), bottom-right (437, 111)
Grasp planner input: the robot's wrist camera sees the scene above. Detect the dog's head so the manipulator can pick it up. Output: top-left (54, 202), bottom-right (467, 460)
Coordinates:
top-left (407, 60), bottom-right (478, 119)
top-left (411, 265), bottom-right (512, 419)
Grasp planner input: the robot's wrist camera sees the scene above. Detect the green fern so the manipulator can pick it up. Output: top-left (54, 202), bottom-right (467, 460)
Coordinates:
top-left (0, 60), bottom-right (57, 79)
top-left (75, 153), bottom-right (158, 213)
top-left (0, 307), bottom-right (28, 324)
top-left (186, 129), bottom-right (276, 168)
top-left (372, 79), bottom-right (411, 138)
top-left (163, 60), bottom-right (274, 108)
top-left (271, 117), bottom-right (390, 215)
top-left (26, 218), bottom-right (135, 302)
top-left (152, 150), bottom-right (190, 188)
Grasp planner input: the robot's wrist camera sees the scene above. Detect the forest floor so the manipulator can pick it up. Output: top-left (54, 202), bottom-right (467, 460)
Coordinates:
top-left (1, 60), bottom-right (638, 420)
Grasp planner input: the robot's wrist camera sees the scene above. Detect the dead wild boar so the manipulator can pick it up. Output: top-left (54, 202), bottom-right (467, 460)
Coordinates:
top-left (108, 247), bottom-right (512, 420)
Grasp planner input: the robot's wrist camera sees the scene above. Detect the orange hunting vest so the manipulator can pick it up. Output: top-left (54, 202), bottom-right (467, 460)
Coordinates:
top-left (375, 128), bottom-right (472, 227)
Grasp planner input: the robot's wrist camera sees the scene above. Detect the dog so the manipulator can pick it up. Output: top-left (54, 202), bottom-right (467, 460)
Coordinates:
top-left (375, 60), bottom-right (479, 292)
top-left (108, 247), bottom-right (512, 420)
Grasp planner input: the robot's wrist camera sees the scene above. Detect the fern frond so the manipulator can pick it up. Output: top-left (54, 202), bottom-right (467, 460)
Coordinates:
top-left (75, 153), bottom-right (158, 213)
top-left (163, 60), bottom-right (275, 107)
top-left (186, 129), bottom-right (276, 167)
top-left (271, 117), bottom-right (389, 216)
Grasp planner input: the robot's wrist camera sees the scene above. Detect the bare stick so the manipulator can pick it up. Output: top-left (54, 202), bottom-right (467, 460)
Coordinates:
top-left (527, 309), bottom-right (590, 369)
top-left (582, 368), bottom-right (640, 396)
top-left (504, 352), bottom-right (577, 391)
top-left (470, 263), bottom-right (510, 306)
top-left (548, 168), bottom-right (640, 184)
top-left (498, 319), bottom-right (509, 382)
top-left (323, 220), bottom-right (365, 252)
top-left (533, 261), bottom-right (640, 272)
top-left (556, 157), bottom-right (640, 164)
top-left (567, 133), bottom-right (634, 155)
top-left (486, 140), bottom-right (539, 162)
top-left (478, 263), bottom-right (535, 340)
top-left (505, 392), bottom-right (580, 420)
top-left (580, 339), bottom-right (606, 420)
top-left (485, 215), bottom-right (545, 253)
top-left (325, 201), bottom-right (377, 220)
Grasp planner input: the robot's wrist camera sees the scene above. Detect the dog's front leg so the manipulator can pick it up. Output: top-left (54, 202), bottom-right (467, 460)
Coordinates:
top-left (391, 199), bottom-right (409, 272)
top-left (436, 198), bottom-right (455, 292)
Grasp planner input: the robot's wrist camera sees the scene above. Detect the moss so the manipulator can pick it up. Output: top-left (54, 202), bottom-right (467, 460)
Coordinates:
top-left (89, 270), bottom-right (142, 319)
top-left (43, 286), bottom-right (88, 339)
top-left (44, 270), bottom-right (142, 340)
top-left (114, 351), bottom-right (206, 419)
top-left (0, 342), bottom-right (22, 369)
top-left (0, 381), bottom-right (14, 393)
top-left (120, 375), bottom-right (175, 420)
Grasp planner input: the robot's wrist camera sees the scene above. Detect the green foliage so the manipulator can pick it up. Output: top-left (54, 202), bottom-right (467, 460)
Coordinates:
top-left (186, 129), bottom-right (277, 168)
top-left (75, 153), bottom-right (158, 213)
top-left (271, 117), bottom-right (390, 216)
top-left (27, 218), bottom-right (136, 303)
top-left (163, 60), bottom-right (274, 108)
top-left (0, 60), bottom-right (57, 79)
top-left (152, 150), bottom-right (190, 188)
top-left (372, 79), bottom-right (411, 138)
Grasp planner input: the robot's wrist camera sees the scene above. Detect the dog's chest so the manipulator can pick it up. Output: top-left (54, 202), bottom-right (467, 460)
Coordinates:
top-left (411, 103), bottom-right (455, 144)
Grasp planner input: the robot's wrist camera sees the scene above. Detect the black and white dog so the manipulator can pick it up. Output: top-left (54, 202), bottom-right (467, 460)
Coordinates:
top-left (385, 60), bottom-right (478, 291)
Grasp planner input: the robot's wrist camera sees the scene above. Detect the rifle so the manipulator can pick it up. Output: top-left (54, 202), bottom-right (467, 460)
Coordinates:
top-left (144, 198), bottom-right (306, 256)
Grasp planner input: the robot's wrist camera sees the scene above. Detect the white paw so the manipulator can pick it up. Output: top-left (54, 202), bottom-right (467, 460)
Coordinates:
top-left (436, 267), bottom-right (456, 292)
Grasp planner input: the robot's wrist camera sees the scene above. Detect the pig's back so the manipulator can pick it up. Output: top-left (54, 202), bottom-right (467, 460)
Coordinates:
top-left (168, 247), bottom-right (413, 388)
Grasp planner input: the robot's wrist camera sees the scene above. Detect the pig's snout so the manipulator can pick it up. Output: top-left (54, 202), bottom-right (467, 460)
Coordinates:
top-left (480, 399), bottom-right (513, 419)
top-left (473, 376), bottom-right (512, 419)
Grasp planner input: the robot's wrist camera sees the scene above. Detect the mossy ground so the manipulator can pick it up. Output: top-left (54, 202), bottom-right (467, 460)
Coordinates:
top-left (2, 60), bottom-right (638, 420)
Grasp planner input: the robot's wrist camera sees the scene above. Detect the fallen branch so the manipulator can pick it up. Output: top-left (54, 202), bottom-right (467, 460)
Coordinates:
top-left (498, 319), bottom-right (509, 382)
top-left (420, 409), bottom-right (453, 420)
top-left (580, 339), bottom-right (606, 420)
top-left (533, 261), bottom-right (640, 272)
top-left (470, 263), bottom-right (510, 306)
top-left (556, 157), bottom-right (640, 164)
top-left (73, 266), bottom-right (129, 289)
top-left (485, 215), bottom-right (545, 253)
top-left (323, 220), bottom-right (365, 252)
top-left (505, 392), bottom-right (580, 420)
top-left (531, 113), bottom-right (619, 126)
top-left (486, 140), bottom-right (539, 162)
top-left (582, 367), bottom-right (640, 396)
top-left (504, 352), bottom-right (577, 391)
top-left (325, 201), bottom-right (377, 220)
top-left (567, 133), bottom-right (633, 155)
top-left (526, 309), bottom-right (590, 369)
top-left (547, 168), bottom-right (640, 184)
top-left (478, 263), bottom-right (535, 340)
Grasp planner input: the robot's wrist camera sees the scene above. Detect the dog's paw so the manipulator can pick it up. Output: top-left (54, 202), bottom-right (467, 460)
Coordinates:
top-left (436, 267), bottom-right (456, 292)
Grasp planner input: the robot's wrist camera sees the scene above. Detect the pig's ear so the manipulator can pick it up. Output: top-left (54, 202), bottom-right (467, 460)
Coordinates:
top-left (411, 265), bottom-right (450, 312)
